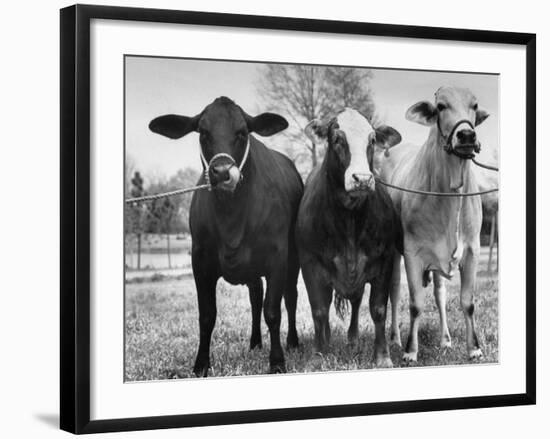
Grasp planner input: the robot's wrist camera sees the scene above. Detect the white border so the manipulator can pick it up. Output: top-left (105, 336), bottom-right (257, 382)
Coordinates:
top-left (90, 19), bottom-right (526, 420)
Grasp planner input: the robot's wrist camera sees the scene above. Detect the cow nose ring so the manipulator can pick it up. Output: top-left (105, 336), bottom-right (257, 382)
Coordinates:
top-left (199, 140), bottom-right (251, 190)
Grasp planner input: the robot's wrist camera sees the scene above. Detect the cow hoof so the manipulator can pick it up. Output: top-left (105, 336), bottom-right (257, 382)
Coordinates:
top-left (250, 340), bottom-right (262, 350)
top-left (193, 364), bottom-right (210, 378)
top-left (310, 352), bottom-right (324, 369)
top-left (286, 334), bottom-right (300, 350)
top-left (469, 348), bottom-right (483, 360)
top-left (375, 356), bottom-right (394, 368)
top-left (402, 352), bottom-right (418, 364)
top-left (390, 331), bottom-right (402, 347)
top-left (269, 363), bottom-right (287, 374)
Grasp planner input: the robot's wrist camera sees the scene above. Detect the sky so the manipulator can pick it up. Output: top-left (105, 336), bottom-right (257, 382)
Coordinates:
top-left (125, 56), bottom-right (499, 179)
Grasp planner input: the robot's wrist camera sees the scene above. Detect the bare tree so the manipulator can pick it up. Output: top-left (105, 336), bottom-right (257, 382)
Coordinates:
top-left (480, 147), bottom-right (499, 272)
top-left (167, 168), bottom-right (200, 233)
top-left (145, 168), bottom-right (200, 235)
top-left (124, 156), bottom-right (137, 268)
top-left (258, 64), bottom-right (376, 174)
top-left (129, 171), bottom-right (146, 270)
top-left (324, 67), bottom-right (376, 120)
top-left (258, 64), bottom-right (334, 170)
top-left (149, 197), bottom-right (176, 269)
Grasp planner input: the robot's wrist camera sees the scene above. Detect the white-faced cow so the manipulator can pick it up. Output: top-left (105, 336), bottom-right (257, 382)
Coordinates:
top-left (149, 97), bottom-right (304, 376)
top-left (296, 108), bottom-right (402, 367)
top-left (380, 86), bottom-right (490, 362)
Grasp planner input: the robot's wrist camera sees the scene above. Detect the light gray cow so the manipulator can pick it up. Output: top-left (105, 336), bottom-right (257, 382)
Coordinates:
top-left (381, 86), bottom-right (490, 362)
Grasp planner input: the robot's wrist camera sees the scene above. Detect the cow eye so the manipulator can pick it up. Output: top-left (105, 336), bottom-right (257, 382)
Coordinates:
top-left (437, 103), bottom-right (446, 112)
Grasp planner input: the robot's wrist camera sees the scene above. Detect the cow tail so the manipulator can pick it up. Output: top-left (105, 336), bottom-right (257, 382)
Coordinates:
top-left (334, 292), bottom-right (350, 320)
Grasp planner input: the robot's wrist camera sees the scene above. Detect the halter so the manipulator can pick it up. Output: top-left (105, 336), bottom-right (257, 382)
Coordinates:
top-left (199, 138), bottom-right (250, 190)
top-left (437, 118), bottom-right (481, 160)
top-left (366, 137), bottom-right (394, 173)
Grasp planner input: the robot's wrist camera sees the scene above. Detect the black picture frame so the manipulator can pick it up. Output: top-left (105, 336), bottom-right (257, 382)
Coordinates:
top-left (60, 4), bottom-right (536, 434)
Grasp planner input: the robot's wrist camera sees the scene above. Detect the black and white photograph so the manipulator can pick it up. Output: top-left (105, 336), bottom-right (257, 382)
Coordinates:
top-left (124, 56), bottom-right (500, 380)
top-left (1, 0), bottom-right (545, 436)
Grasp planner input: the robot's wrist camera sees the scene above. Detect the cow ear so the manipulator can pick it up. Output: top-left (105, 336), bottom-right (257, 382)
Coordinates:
top-left (374, 125), bottom-right (402, 148)
top-left (406, 101), bottom-right (437, 126)
top-left (304, 119), bottom-right (328, 143)
top-left (475, 107), bottom-right (490, 126)
top-left (149, 114), bottom-right (199, 139)
top-left (247, 113), bottom-right (288, 136)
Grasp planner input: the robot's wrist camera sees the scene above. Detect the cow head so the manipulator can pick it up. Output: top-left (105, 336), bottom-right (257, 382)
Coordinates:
top-left (405, 86), bottom-right (490, 158)
top-left (149, 97), bottom-right (288, 192)
top-left (305, 108), bottom-right (401, 199)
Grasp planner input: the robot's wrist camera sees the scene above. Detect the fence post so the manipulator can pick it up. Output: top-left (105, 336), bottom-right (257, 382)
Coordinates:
top-left (167, 233), bottom-right (171, 269)
top-left (137, 233), bottom-right (141, 270)
top-left (487, 212), bottom-right (496, 273)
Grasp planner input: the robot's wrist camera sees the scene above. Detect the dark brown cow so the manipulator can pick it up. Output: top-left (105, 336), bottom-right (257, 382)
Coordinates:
top-left (149, 97), bottom-right (303, 376)
top-left (296, 108), bottom-right (402, 367)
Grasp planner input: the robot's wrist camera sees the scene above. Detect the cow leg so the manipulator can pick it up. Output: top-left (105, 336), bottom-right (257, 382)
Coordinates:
top-left (402, 255), bottom-right (425, 363)
top-left (311, 285), bottom-right (333, 353)
top-left (347, 293), bottom-right (363, 344)
top-left (370, 265), bottom-right (393, 368)
top-left (433, 272), bottom-right (452, 348)
top-left (192, 256), bottom-right (218, 377)
top-left (264, 258), bottom-right (288, 374)
top-left (390, 252), bottom-right (402, 347)
top-left (247, 279), bottom-right (264, 350)
top-left (301, 260), bottom-right (332, 353)
top-left (284, 243), bottom-right (300, 349)
top-left (460, 246), bottom-right (482, 359)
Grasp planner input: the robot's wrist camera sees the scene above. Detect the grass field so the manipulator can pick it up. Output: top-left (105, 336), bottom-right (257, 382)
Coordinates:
top-left (125, 251), bottom-right (498, 381)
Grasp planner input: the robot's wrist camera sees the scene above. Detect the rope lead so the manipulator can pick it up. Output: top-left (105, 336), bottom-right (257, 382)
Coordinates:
top-left (472, 158), bottom-right (499, 172)
top-left (125, 146), bottom-right (499, 203)
top-left (125, 184), bottom-right (211, 204)
top-left (375, 178), bottom-right (498, 197)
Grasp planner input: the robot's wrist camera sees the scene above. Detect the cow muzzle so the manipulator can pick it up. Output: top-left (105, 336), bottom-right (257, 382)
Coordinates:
top-left (347, 172), bottom-right (375, 193)
top-left (453, 127), bottom-right (480, 156)
top-left (441, 119), bottom-right (481, 159)
top-left (209, 159), bottom-right (241, 192)
top-left (201, 140), bottom-right (250, 193)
